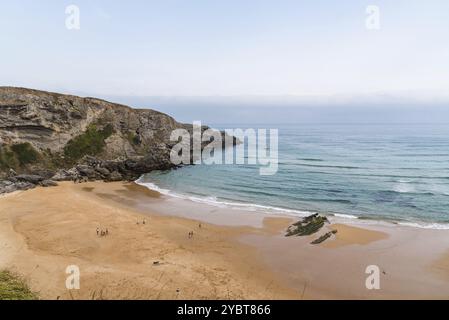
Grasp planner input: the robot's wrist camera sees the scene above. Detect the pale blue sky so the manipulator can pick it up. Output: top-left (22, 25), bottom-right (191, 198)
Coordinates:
top-left (1, 0), bottom-right (449, 102)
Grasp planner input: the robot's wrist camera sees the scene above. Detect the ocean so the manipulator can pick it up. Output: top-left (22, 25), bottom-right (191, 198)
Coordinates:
top-left (138, 123), bottom-right (449, 229)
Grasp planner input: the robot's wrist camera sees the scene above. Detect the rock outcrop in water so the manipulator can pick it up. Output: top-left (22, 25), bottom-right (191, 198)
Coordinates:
top-left (286, 213), bottom-right (338, 244)
top-left (285, 214), bottom-right (329, 237)
top-left (0, 87), bottom-right (232, 194)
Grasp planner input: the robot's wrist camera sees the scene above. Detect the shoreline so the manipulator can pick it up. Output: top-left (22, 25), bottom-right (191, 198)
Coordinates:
top-left (135, 178), bottom-right (449, 231)
top-left (0, 181), bottom-right (448, 299)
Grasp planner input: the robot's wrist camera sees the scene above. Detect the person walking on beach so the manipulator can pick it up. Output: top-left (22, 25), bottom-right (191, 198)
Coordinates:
top-left (96, 228), bottom-right (99, 236)
top-left (105, 228), bottom-right (109, 236)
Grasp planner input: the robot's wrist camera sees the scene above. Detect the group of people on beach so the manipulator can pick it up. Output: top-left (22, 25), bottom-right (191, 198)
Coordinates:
top-left (96, 228), bottom-right (109, 237)
top-left (136, 219), bottom-right (146, 225)
top-left (187, 223), bottom-right (203, 239)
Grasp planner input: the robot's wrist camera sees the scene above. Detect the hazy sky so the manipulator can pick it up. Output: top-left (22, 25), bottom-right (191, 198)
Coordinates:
top-left (1, 0), bottom-right (449, 101)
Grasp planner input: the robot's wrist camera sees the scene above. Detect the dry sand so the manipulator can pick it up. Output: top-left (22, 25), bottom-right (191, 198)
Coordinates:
top-left (0, 182), bottom-right (298, 299)
top-left (1, 181), bottom-right (449, 299)
top-left (322, 224), bottom-right (389, 248)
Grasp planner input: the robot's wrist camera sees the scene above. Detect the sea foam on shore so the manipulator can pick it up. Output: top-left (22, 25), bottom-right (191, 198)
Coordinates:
top-left (135, 178), bottom-right (449, 230)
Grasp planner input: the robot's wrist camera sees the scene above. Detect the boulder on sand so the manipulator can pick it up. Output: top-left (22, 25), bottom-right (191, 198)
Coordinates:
top-left (15, 174), bottom-right (44, 184)
top-left (285, 213), bottom-right (329, 237)
top-left (40, 180), bottom-right (58, 187)
top-left (310, 230), bottom-right (338, 245)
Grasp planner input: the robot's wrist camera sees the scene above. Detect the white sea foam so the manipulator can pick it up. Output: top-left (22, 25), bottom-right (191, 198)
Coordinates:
top-left (137, 181), bottom-right (171, 195)
top-left (135, 178), bottom-right (314, 217)
top-left (393, 182), bottom-right (415, 193)
top-left (333, 213), bottom-right (359, 219)
top-left (135, 178), bottom-right (449, 230)
top-left (397, 221), bottom-right (449, 230)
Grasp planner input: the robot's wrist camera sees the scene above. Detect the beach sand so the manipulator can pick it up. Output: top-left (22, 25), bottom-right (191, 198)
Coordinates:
top-left (1, 181), bottom-right (449, 299)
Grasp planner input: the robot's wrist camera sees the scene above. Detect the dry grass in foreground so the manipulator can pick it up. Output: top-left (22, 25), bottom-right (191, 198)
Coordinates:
top-left (0, 270), bottom-right (38, 300)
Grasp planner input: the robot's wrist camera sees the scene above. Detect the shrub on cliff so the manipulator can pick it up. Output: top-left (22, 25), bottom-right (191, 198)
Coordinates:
top-left (63, 124), bottom-right (114, 163)
top-left (10, 143), bottom-right (40, 165)
top-left (127, 132), bottom-right (141, 146)
top-left (0, 142), bottom-right (40, 170)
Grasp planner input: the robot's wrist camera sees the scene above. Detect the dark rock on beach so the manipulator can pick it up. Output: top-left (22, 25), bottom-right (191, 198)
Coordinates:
top-left (0, 170), bottom-right (57, 193)
top-left (40, 180), bottom-right (58, 187)
top-left (310, 230), bottom-right (338, 245)
top-left (15, 174), bottom-right (45, 184)
top-left (286, 213), bottom-right (330, 237)
top-left (108, 171), bottom-right (123, 182)
top-left (0, 179), bottom-right (34, 194)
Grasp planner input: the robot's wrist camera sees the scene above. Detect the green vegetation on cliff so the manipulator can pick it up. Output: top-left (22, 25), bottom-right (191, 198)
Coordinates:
top-left (11, 143), bottom-right (40, 164)
top-left (63, 124), bottom-right (114, 163)
top-left (0, 142), bottom-right (40, 170)
top-left (127, 132), bottom-right (140, 146)
top-left (0, 270), bottom-right (38, 300)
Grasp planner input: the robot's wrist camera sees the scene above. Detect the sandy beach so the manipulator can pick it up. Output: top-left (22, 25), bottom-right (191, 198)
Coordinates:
top-left (1, 181), bottom-right (449, 299)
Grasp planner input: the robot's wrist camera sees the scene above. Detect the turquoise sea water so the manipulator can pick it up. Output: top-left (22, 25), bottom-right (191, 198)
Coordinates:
top-left (139, 124), bottom-right (449, 229)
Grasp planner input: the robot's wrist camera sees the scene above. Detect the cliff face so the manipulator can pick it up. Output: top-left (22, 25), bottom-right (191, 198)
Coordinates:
top-left (0, 87), bottom-right (202, 192)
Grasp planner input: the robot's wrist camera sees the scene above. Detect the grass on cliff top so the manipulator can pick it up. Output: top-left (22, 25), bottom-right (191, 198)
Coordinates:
top-left (0, 270), bottom-right (38, 300)
top-left (0, 142), bottom-right (40, 170)
top-left (63, 124), bottom-right (114, 163)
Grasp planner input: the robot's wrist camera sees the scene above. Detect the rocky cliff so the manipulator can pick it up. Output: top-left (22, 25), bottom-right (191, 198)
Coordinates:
top-left (0, 87), bottom-right (222, 194)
